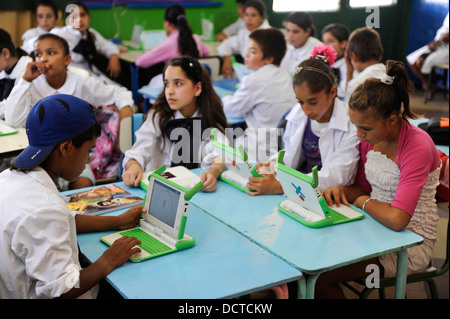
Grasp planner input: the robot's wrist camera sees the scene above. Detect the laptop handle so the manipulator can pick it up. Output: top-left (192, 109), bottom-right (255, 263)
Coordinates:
top-left (276, 150), bottom-right (319, 188)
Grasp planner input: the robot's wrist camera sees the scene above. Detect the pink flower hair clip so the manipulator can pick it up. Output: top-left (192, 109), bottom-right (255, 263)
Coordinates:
top-left (310, 45), bottom-right (338, 68)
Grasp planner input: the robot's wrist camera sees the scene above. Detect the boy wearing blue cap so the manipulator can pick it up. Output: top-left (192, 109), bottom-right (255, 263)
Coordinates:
top-left (0, 94), bottom-right (144, 299)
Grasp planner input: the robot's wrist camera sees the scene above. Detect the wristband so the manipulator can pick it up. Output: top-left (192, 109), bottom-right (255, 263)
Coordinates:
top-left (362, 197), bottom-right (374, 211)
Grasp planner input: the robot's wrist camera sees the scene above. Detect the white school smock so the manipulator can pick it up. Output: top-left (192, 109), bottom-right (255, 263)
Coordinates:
top-left (122, 109), bottom-right (229, 172)
top-left (344, 63), bottom-right (386, 103)
top-left (21, 26), bottom-right (62, 54)
top-left (222, 64), bottom-right (297, 162)
top-left (0, 55), bottom-right (32, 118)
top-left (272, 98), bottom-right (360, 190)
top-left (332, 57), bottom-right (347, 99)
top-left (217, 20), bottom-right (271, 58)
top-left (52, 26), bottom-right (120, 72)
top-left (4, 68), bottom-right (133, 128)
top-left (0, 167), bottom-right (97, 299)
top-left (280, 37), bottom-right (323, 74)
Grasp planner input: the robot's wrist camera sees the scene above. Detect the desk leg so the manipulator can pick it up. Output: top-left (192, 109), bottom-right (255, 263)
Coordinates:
top-left (305, 274), bottom-right (320, 299)
top-left (395, 248), bottom-right (408, 299)
top-left (128, 64), bottom-right (139, 106)
top-left (297, 277), bottom-right (307, 299)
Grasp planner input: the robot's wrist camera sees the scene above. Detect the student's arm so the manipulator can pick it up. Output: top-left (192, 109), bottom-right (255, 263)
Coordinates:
top-left (74, 205), bottom-right (144, 233)
top-left (59, 236), bottom-right (141, 299)
top-left (4, 61), bottom-right (43, 127)
top-left (122, 159), bottom-right (144, 187)
top-left (107, 53), bottom-right (121, 78)
top-left (352, 195), bottom-right (411, 231)
top-left (200, 157), bottom-right (226, 192)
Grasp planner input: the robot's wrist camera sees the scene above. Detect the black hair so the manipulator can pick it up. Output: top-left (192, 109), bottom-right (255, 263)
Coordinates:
top-left (36, 33), bottom-right (70, 56)
top-left (293, 56), bottom-right (337, 94)
top-left (243, 0), bottom-right (267, 18)
top-left (285, 12), bottom-right (316, 37)
top-left (152, 56), bottom-right (227, 135)
top-left (321, 23), bottom-right (349, 43)
top-left (0, 28), bottom-right (28, 60)
top-left (349, 60), bottom-right (417, 121)
top-left (249, 28), bottom-right (286, 66)
top-left (164, 4), bottom-right (200, 58)
top-left (35, 0), bottom-right (59, 20)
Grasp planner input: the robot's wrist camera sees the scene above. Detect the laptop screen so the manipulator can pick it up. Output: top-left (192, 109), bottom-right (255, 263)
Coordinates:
top-left (148, 179), bottom-right (181, 227)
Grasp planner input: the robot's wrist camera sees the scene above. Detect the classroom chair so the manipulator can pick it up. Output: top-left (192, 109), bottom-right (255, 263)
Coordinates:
top-left (425, 63), bottom-right (449, 103)
top-left (118, 113), bottom-right (144, 179)
top-left (343, 208), bottom-right (449, 299)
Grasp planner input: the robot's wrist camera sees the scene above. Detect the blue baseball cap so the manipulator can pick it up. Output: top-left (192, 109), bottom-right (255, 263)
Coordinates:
top-left (12, 94), bottom-right (97, 170)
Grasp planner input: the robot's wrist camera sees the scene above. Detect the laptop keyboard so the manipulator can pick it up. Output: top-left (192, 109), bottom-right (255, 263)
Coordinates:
top-left (120, 228), bottom-right (171, 255)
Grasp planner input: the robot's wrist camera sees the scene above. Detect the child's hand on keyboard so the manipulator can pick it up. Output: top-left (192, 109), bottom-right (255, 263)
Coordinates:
top-left (102, 236), bottom-right (142, 269)
top-left (117, 206), bottom-right (146, 230)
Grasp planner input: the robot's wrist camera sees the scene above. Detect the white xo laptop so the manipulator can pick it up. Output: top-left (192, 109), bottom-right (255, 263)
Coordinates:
top-left (101, 165), bottom-right (203, 262)
top-left (140, 30), bottom-right (167, 51)
top-left (210, 128), bottom-right (262, 192)
top-left (275, 151), bottom-right (364, 228)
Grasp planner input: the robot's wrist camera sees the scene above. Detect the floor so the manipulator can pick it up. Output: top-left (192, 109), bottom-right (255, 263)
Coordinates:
top-left (342, 85), bottom-right (449, 299)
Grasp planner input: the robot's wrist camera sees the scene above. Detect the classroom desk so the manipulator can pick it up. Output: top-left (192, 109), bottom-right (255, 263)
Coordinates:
top-left (0, 120), bottom-right (28, 159)
top-left (70, 183), bottom-right (303, 299)
top-left (188, 168), bottom-right (424, 299)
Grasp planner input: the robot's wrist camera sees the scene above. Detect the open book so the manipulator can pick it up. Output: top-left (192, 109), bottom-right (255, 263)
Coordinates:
top-left (66, 184), bottom-right (143, 216)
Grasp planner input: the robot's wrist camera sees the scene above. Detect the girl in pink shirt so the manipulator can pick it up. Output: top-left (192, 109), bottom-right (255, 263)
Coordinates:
top-left (317, 60), bottom-right (441, 298)
top-left (135, 4), bottom-right (210, 69)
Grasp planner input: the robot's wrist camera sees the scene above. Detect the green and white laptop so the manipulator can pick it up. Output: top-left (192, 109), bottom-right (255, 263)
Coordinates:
top-left (101, 165), bottom-right (203, 262)
top-left (211, 128), bottom-right (262, 192)
top-left (275, 151), bottom-right (364, 228)
top-left (139, 166), bottom-right (202, 191)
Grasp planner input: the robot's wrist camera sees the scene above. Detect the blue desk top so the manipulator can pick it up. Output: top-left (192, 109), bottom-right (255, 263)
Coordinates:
top-left (73, 183), bottom-right (302, 299)
top-left (189, 169), bottom-right (424, 275)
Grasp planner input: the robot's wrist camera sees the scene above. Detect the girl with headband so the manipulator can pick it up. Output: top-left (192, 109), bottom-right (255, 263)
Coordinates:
top-left (246, 45), bottom-right (360, 195)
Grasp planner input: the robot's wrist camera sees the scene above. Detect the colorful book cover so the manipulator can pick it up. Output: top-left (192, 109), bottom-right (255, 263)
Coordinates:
top-left (67, 184), bottom-right (143, 215)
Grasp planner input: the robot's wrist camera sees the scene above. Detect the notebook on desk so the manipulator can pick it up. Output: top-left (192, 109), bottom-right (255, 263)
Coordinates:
top-left (211, 128), bottom-right (262, 192)
top-left (101, 165), bottom-right (202, 262)
top-left (275, 151), bottom-right (364, 228)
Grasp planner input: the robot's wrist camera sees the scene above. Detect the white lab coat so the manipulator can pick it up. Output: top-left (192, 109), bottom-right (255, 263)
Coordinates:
top-left (51, 26), bottom-right (120, 73)
top-left (0, 167), bottom-right (97, 298)
top-left (280, 36), bottom-right (323, 74)
top-left (123, 109), bottom-right (229, 172)
top-left (217, 20), bottom-right (271, 57)
top-left (273, 98), bottom-right (360, 190)
top-left (222, 64), bottom-right (297, 162)
top-left (4, 68), bottom-right (133, 128)
top-left (344, 63), bottom-right (386, 103)
top-left (0, 55), bottom-right (32, 118)
top-left (21, 26), bottom-right (62, 54)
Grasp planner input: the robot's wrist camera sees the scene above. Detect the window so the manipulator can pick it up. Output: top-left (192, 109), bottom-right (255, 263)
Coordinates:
top-left (349, 0), bottom-right (397, 8)
top-left (272, 0), bottom-right (340, 12)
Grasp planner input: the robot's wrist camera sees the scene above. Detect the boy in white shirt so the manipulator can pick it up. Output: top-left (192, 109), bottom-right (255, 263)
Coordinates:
top-left (344, 27), bottom-right (386, 102)
top-left (0, 94), bottom-right (144, 298)
top-left (218, 0), bottom-right (271, 77)
top-left (222, 28), bottom-right (297, 162)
